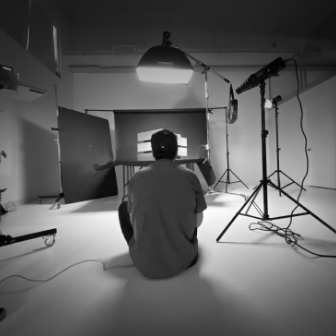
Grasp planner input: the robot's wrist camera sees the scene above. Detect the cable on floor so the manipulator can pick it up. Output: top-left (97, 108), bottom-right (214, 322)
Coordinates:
top-left (0, 259), bottom-right (134, 287)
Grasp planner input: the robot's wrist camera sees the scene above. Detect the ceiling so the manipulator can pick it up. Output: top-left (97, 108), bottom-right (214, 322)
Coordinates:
top-left (55, 0), bottom-right (336, 69)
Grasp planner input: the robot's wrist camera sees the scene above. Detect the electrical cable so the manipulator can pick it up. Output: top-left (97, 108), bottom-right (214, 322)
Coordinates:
top-left (249, 220), bottom-right (302, 242)
top-left (250, 59), bottom-right (336, 258)
top-left (282, 58), bottom-right (309, 243)
top-left (0, 259), bottom-right (134, 287)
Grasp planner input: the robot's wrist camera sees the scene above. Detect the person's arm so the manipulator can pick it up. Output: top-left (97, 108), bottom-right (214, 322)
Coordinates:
top-left (193, 174), bottom-right (207, 228)
top-left (196, 211), bottom-right (204, 228)
top-left (93, 161), bottom-right (115, 171)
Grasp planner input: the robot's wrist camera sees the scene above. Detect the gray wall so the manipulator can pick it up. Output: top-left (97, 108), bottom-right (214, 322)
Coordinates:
top-left (0, 0), bottom-right (74, 205)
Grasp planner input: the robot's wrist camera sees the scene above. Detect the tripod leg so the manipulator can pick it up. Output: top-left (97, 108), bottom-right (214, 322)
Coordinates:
top-left (216, 182), bottom-right (263, 242)
top-left (267, 171), bottom-right (277, 179)
top-left (1, 229), bottom-right (57, 247)
top-left (228, 169), bottom-right (249, 189)
top-left (245, 182), bottom-right (263, 215)
top-left (268, 180), bottom-right (336, 234)
top-left (213, 169), bottom-right (229, 189)
top-left (280, 171), bottom-right (306, 191)
top-left (55, 193), bottom-right (64, 203)
top-left (225, 168), bottom-right (230, 193)
top-left (266, 170), bottom-right (282, 195)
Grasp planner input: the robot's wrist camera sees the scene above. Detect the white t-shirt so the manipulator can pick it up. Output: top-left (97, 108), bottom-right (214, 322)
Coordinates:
top-left (127, 159), bottom-right (207, 279)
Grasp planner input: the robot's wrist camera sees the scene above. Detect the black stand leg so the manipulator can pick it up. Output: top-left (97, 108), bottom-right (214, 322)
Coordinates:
top-left (0, 228), bottom-right (57, 247)
top-left (213, 169), bottom-right (249, 195)
top-left (268, 170), bottom-right (306, 196)
top-left (38, 192), bottom-right (64, 209)
top-left (216, 181), bottom-right (263, 241)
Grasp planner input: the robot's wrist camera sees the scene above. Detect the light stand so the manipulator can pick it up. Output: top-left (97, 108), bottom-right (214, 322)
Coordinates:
top-left (181, 50), bottom-right (230, 196)
top-left (213, 107), bottom-right (249, 195)
top-left (267, 97), bottom-right (305, 196)
top-left (216, 81), bottom-right (336, 242)
top-left (37, 85), bottom-right (64, 209)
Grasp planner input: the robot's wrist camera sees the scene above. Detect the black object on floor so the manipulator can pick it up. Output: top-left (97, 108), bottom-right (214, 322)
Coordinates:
top-left (0, 204), bottom-right (7, 216)
top-left (0, 308), bottom-right (6, 322)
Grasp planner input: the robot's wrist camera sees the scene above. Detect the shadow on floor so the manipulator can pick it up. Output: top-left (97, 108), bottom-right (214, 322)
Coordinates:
top-left (73, 251), bottom-right (278, 336)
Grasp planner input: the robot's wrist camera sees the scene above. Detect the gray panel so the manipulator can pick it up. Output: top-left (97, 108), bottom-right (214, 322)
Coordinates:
top-left (58, 107), bottom-right (118, 204)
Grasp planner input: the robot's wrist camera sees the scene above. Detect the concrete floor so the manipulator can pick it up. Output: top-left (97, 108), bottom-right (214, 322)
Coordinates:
top-left (0, 185), bottom-right (336, 336)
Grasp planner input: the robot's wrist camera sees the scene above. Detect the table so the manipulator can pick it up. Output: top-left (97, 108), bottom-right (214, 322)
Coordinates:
top-left (114, 159), bottom-right (203, 196)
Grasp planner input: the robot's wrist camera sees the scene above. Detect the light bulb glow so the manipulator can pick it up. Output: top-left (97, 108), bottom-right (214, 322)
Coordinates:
top-left (136, 67), bottom-right (193, 84)
top-left (264, 99), bottom-right (273, 109)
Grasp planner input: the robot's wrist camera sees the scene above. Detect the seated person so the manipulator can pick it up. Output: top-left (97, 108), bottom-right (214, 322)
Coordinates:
top-left (118, 129), bottom-right (207, 279)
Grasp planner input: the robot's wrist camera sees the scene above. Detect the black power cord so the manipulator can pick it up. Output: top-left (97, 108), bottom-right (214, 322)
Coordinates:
top-left (281, 58), bottom-right (309, 243)
top-left (250, 58), bottom-right (336, 258)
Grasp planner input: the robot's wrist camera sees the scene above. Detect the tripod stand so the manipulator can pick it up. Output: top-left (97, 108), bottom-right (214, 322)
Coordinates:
top-left (267, 99), bottom-right (305, 196)
top-left (213, 107), bottom-right (248, 195)
top-left (216, 81), bottom-right (336, 242)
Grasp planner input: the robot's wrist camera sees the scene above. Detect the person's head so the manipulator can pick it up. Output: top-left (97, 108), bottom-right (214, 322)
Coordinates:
top-left (151, 129), bottom-right (178, 161)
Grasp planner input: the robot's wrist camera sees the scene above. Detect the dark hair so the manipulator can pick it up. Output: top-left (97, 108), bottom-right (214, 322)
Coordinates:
top-left (151, 129), bottom-right (178, 160)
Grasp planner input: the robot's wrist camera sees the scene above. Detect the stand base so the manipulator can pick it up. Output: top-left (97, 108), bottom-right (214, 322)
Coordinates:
top-left (213, 168), bottom-right (249, 195)
top-left (216, 179), bottom-right (336, 242)
top-left (268, 170), bottom-right (306, 196)
top-left (38, 193), bottom-right (64, 209)
top-left (0, 228), bottom-right (57, 247)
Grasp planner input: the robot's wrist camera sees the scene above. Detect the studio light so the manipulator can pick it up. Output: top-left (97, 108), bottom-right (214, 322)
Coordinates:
top-left (265, 95), bottom-right (282, 109)
top-left (136, 32), bottom-right (194, 84)
top-left (272, 95), bottom-right (283, 104)
top-left (236, 58), bottom-right (287, 95)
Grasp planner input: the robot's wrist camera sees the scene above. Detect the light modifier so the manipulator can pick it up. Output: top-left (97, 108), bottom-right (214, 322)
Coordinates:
top-left (136, 32), bottom-right (194, 84)
top-left (236, 58), bottom-right (287, 95)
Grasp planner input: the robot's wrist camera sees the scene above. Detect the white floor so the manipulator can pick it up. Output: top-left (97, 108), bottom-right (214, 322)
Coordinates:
top-left (0, 184), bottom-right (336, 336)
